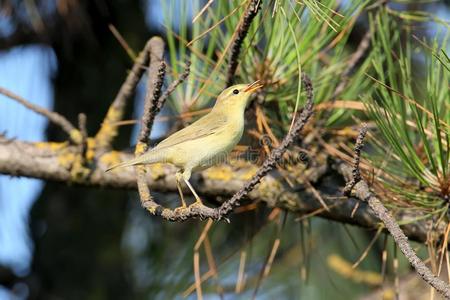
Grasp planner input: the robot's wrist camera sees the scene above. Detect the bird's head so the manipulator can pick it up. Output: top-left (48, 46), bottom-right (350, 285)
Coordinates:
top-left (214, 81), bottom-right (263, 111)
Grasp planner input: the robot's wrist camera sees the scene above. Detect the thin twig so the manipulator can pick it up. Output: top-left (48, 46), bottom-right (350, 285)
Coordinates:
top-left (77, 113), bottom-right (88, 163)
top-left (157, 60), bottom-right (191, 108)
top-left (371, 194), bottom-right (450, 298)
top-left (95, 37), bottom-right (163, 150)
top-left (0, 86), bottom-right (81, 144)
top-left (225, 0), bottom-right (262, 86)
top-left (137, 61), bottom-right (166, 146)
top-left (340, 127), bottom-right (450, 299)
top-left (343, 123), bottom-right (368, 196)
top-left (134, 37), bottom-right (166, 216)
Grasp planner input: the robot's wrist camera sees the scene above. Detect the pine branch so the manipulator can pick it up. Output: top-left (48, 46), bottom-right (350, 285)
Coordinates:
top-left (225, 0), bottom-right (262, 86)
top-left (341, 126), bottom-right (450, 299)
top-left (0, 134), bottom-right (444, 243)
top-left (134, 37), bottom-right (166, 216)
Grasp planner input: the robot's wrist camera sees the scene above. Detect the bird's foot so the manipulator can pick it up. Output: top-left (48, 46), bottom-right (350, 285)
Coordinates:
top-left (190, 199), bottom-right (206, 209)
top-left (194, 197), bottom-right (204, 206)
top-left (173, 204), bottom-right (188, 215)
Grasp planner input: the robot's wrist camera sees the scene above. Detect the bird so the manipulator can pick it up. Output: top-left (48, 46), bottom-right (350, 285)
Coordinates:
top-left (106, 81), bottom-right (263, 208)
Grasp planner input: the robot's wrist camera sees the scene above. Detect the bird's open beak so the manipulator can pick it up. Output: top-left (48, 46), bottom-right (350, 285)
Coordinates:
top-left (244, 80), bottom-right (263, 93)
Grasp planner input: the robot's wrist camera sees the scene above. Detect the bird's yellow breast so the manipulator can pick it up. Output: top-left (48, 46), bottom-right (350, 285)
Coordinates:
top-left (165, 114), bottom-right (244, 171)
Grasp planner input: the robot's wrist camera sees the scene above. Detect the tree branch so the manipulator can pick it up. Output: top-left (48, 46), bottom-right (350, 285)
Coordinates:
top-left (343, 123), bottom-right (367, 196)
top-left (341, 126), bottom-right (450, 299)
top-left (158, 60), bottom-right (191, 105)
top-left (0, 135), bottom-right (443, 243)
top-left (135, 39), bottom-right (166, 216)
top-left (94, 37), bottom-right (164, 150)
top-left (225, 0), bottom-right (262, 86)
top-left (137, 61), bottom-right (166, 146)
top-left (0, 87), bottom-right (81, 144)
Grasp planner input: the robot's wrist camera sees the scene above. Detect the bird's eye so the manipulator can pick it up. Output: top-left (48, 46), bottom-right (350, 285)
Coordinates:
top-left (233, 89), bottom-right (239, 95)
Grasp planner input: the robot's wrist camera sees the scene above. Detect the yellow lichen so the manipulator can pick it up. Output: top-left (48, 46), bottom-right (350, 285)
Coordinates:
top-left (85, 138), bottom-right (96, 161)
top-left (204, 165), bottom-right (234, 181)
top-left (69, 129), bottom-right (83, 144)
top-left (95, 107), bottom-right (122, 147)
top-left (257, 178), bottom-right (283, 202)
top-left (147, 163), bottom-right (166, 180)
top-left (99, 151), bottom-right (123, 168)
top-left (69, 156), bottom-right (91, 182)
top-left (34, 141), bottom-right (68, 151)
top-left (382, 289), bottom-right (395, 300)
top-left (229, 158), bottom-right (253, 168)
top-left (135, 142), bottom-right (147, 155)
top-left (57, 152), bottom-right (76, 169)
top-left (238, 166), bottom-right (258, 180)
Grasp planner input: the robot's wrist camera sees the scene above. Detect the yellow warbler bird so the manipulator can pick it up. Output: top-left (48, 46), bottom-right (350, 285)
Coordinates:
top-left (106, 81), bottom-right (263, 207)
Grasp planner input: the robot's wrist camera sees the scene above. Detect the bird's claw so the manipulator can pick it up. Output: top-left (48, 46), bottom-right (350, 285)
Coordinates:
top-left (173, 205), bottom-right (188, 214)
top-left (190, 200), bottom-right (206, 209)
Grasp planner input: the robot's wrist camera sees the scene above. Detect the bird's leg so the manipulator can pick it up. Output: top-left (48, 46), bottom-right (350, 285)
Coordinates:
top-left (175, 171), bottom-right (187, 208)
top-left (182, 169), bottom-right (204, 205)
top-left (183, 178), bottom-right (203, 205)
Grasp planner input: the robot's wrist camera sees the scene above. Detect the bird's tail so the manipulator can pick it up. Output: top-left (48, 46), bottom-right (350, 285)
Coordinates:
top-left (105, 151), bottom-right (160, 172)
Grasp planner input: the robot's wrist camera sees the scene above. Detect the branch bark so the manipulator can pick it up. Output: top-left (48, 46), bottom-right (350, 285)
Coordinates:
top-left (134, 37), bottom-right (166, 217)
top-left (225, 0), bottom-right (262, 86)
top-left (341, 126), bottom-right (450, 299)
top-left (0, 135), bottom-right (443, 244)
top-left (0, 87), bottom-right (81, 144)
top-left (94, 37), bottom-right (164, 151)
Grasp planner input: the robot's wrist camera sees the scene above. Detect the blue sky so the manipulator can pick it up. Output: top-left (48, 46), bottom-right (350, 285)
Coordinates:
top-left (0, 45), bottom-right (56, 298)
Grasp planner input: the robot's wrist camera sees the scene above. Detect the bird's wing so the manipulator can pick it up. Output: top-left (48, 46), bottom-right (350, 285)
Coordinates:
top-left (153, 113), bottom-right (227, 150)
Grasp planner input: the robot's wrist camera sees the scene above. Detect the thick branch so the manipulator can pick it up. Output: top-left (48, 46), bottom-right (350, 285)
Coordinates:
top-left (0, 136), bottom-right (442, 243)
